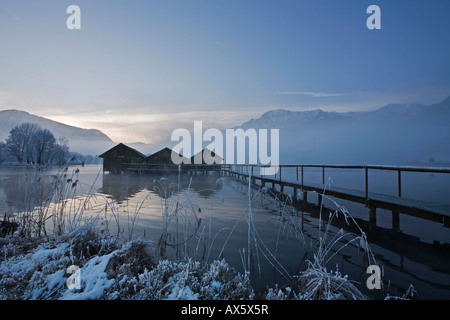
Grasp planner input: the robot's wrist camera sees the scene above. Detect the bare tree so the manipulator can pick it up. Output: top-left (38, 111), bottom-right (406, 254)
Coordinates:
top-left (4, 124), bottom-right (79, 166)
top-left (5, 123), bottom-right (39, 163)
top-left (0, 141), bottom-right (6, 163)
top-left (31, 128), bottom-right (56, 165)
top-left (51, 137), bottom-right (70, 165)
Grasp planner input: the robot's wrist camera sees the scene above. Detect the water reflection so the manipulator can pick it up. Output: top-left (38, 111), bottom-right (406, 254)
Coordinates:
top-left (292, 196), bottom-right (450, 298)
top-left (1, 165), bottom-right (449, 299)
top-left (99, 172), bottom-right (223, 203)
top-left (0, 167), bottom-right (71, 215)
top-left (200, 176), bottom-right (450, 299)
top-left (0, 168), bottom-right (33, 213)
top-left (99, 174), bottom-right (146, 203)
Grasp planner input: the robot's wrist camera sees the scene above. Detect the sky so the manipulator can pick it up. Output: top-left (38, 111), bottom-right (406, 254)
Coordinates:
top-left (1, 0), bottom-right (450, 144)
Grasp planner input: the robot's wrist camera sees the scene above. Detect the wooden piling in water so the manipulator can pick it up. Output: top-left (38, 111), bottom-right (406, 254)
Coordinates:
top-left (392, 211), bottom-right (400, 231)
top-left (443, 216), bottom-right (450, 228)
top-left (293, 187), bottom-right (298, 203)
top-left (369, 207), bottom-right (377, 228)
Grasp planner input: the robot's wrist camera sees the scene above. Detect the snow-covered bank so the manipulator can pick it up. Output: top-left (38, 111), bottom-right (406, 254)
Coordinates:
top-left (0, 225), bottom-right (253, 300)
top-left (0, 225), bottom-right (369, 300)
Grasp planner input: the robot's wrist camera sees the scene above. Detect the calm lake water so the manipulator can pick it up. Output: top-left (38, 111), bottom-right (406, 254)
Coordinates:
top-left (1, 164), bottom-right (449, 299)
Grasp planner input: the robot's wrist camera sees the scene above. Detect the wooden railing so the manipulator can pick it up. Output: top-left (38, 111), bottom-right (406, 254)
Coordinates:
top-left (223, 164), bottom-right (450, 202)
top-left (114, 162), bottom-right (450, 228)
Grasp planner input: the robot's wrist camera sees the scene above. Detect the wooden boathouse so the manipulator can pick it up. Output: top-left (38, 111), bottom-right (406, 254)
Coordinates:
top-left (99, 144), bottom-right (183, 173)
top-left (99, 143), bottom-right (145, 174)
top-left (100, 144), bottom-right (222, 174)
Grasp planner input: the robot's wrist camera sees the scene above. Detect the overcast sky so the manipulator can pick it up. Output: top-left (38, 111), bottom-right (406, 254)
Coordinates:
top-left (1, 0), bottom-right (450, 144)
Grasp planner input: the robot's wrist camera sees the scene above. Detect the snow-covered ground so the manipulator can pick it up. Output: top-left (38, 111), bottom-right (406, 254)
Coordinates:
top-left (0, 225), bottom-right (256, 300)
top-left (0, 223), bottom-right (377, 300)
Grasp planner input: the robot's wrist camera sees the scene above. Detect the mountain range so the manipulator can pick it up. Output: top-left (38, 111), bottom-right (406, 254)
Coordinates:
top-left (1, 95), bottom-right (449, 164)
top-left (238, 96), bottom-right (450, 164)
top-left (241, 96), bottom-right (450, 130)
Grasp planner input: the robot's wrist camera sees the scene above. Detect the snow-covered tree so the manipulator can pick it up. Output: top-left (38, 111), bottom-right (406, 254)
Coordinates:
top-left (5, 122), bottom-right (39, 163)
top-left (31, 127), bottom-right (56, 165)
top-left (0, 141), bottom-right (6, 163)
top-left (50, 137), bottom-right (70, 165)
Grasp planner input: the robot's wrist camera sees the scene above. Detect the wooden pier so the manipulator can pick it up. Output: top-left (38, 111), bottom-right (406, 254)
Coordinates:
top-left (221, 164), bottom-right (450, 230)
top-left (114, 161), bottom-right (450, 230)
top-left (100, 143), bottom-right (450, 229)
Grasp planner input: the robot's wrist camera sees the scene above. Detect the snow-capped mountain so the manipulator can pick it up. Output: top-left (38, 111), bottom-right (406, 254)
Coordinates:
top-left (236, 96), bottom-right (450, 164)
top-left (240, 108), bottom-right (351, 130)
top-left (241, 96), bottom-right (450, 130)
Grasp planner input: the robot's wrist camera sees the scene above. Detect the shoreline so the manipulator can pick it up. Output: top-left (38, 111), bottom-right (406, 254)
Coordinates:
top-left (0, 224), bottom-right (373, 300)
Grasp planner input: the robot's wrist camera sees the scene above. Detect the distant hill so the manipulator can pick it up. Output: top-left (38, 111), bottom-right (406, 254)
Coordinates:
top-left (2, 95), bottom-right (449, 164)
top-left (237, 96), bottom-right (450, 165)
top-left (0, 109), bottom-right (116, 155)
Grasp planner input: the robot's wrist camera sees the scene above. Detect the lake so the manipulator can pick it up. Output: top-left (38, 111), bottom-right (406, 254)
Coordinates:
top-left (1, 164), bottom-right (449, 299)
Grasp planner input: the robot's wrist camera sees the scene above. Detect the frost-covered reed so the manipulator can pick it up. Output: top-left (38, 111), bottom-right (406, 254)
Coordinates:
top-left (8, 164), bottom-right (101, 238)
top-left (227, 173), bottom-right (378, 299)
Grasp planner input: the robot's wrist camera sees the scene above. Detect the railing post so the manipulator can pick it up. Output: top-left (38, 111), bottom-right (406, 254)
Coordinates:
top-left (365, 167), bottom-right (369, 202)
top-left (392, 211), bottom-right (400, 231)
top-left (301, 166), bottom-right (304, 190)
top-left (398, 170), bottom-right (402, 198)
top-left (279, 166), bottom-right (283, 192)
top-left (369, 206), bottom-right (377, 229)
top-left (322, 166), bottom-right (325, 185)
